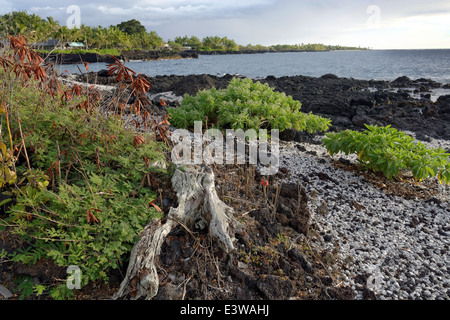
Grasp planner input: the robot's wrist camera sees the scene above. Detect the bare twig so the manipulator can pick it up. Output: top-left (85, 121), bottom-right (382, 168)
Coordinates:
top-left (181, 277), bottom-right (191, 300)
top-left (56, 140), bottom-right (62, 185)
top-left (16, 112), bottom-right (31, 171)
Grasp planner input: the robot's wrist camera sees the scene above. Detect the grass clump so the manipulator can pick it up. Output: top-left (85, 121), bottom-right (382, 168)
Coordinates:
top-left (168, 77), bottom-right (331, 133)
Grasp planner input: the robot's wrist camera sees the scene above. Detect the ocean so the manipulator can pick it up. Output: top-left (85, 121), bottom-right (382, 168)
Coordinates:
top-left (59, 49), bottom-right (450, 84)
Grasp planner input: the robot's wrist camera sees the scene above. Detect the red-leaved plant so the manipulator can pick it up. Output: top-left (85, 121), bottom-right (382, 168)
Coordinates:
top-left (106, 55), bottom-right (171, 145)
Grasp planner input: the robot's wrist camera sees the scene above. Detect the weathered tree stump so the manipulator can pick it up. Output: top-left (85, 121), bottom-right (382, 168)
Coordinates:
top-left (113, 165), bottom-right (241, 300)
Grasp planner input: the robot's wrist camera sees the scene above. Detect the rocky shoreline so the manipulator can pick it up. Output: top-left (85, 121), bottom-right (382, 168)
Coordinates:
top-left (2, 71), bottom-right (449, 300)
top-left (75, 71), bottom-right (450, 144)
top-left (41, 49), bottom-right (199, 65)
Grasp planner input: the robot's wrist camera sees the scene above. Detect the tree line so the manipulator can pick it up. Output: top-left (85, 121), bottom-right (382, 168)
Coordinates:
top-left (0, 12), bottom-right (163, 51)
top-left (170, 36), bottom-right (368, 52)
top-left (0, 11), bottom-right (369, 53)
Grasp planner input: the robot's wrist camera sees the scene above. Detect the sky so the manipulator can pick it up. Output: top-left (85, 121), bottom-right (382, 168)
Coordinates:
top-left (1, 0), bottom-right (450, 49)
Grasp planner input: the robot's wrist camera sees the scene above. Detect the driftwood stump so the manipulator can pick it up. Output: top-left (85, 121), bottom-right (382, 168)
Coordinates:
top-left (113, 165), bottom-right (241, 300)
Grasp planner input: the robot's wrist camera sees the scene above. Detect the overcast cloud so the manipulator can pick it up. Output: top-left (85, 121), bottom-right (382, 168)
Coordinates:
top-left (2, 0), bottom-right (449, 49)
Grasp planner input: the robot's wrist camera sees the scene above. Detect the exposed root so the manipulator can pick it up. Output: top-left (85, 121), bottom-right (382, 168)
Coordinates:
top-left (114, 165), bottom-right (242, 300)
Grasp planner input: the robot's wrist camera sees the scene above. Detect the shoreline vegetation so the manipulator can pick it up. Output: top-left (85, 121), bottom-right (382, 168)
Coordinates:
top-left (0, 32), bottom-right (449, 301)
top-left (1, 11), bottom-right (370, 65)
top-left (1, 12), bottom-right (449, 303)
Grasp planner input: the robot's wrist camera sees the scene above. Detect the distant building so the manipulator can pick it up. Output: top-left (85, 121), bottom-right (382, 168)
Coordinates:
top-left (31, 39), bottom-right (60, 50)
top-left (64, 42), bottom-right (85, 49)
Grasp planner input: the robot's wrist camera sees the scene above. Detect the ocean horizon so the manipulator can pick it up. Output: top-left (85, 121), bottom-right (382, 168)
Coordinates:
top-left (59, 49), bottom-right (450, 84)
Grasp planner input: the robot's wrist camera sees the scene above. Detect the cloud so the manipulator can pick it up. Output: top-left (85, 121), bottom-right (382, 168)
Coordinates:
top-left (1, 0), bottom-right (449, 48)
top-left (97, 4), bottom-right (210, 23)
top-left (24, 0), bottom-right (276, 30)
top-left (0, 0), bottom-right (14, 14)
top-left (96, 0), bottom-right (275, 25)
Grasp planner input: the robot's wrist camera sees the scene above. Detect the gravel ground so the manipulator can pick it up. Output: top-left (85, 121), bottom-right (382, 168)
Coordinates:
top-left (162, 119), bottom-right (450, 300)
top-left (278, 136), bottom-right (450, 300)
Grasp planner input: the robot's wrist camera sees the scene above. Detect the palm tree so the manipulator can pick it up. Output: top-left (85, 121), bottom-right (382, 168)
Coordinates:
top-left (79, 24), bottom-right (94, 50)
top-left (187, 36), bottom-right (201, 50)
top-left (34, 23), bottom-right (51, 43)
top-left (69, 27), bottom-right (81, 43)
top-left (174, 35), bottom-right (189, 46)
top-left (147, 31), bottom-right (163, 49)
top-left (202, 36), bottom-right (224, 51)
top-left (46, 16), bottom-right (60, 34)
top-left (106, 26), bottom-right (129, 49)
top-left (56, 25), bottom-right (83, 49)
top-left (93, 27), bottom-right (109, 49)
top-left (221, 37), bottom-right (238, 51)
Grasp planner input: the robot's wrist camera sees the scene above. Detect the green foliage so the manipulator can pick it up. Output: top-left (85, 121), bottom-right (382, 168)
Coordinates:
top-left (0, 144), bottom-right (17, 188)
top-left (130, 30), bottom-right (164, 50)
top-left (11, 275), bottom-right (46, 299)
top-left (0, 11), bottom-right (48, 36)
top-left (0, 11), bottom-right (163, 51)
top-left (49, 284), bottom-right (74, 300)
top-left (270, 43), bottom-right (369, 52)
top-left (199, 36), bottom-right (239, 51)
top-left (173, 35), bottom-right (202, 50)
top-left (116, 19), bottom-right (147, 36)
top-left (0, 75), bottom-right (167, 292)
top-left (171, 35), bottom-right (235, 52)
top-left (14, 276), bottom-right (35, 299)
top-left (168, 77), bottom-right (331, 133)
top-left (0, 248), bottom-right (7, 259)
top-left (172, 35), bottom-right (368, 53)
top-left (322, 125), bottom-right (450, 184)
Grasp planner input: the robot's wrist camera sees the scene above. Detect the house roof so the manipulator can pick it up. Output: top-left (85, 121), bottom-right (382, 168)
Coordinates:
top-left (66, 42), bottom-right (85, 47)
top-left (32, 39), bottom-right (60, 47)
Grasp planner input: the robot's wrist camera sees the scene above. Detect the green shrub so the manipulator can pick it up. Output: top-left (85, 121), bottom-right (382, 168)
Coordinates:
top-left (0, 37), bottom-right (171, 299)
top-left (322, 124), bottom-right (450, 184)
top-left (168, 77), bottom-right (331, 133)
top-left (0, 78), bottom-right (167, 294)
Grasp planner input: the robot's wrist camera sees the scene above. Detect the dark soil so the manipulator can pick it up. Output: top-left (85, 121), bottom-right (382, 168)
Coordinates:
top-left (145, 163), bottom-right (355, 301)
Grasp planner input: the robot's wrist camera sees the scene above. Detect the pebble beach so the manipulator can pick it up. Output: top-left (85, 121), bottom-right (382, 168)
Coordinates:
top-left (279, 135), bottom-right (449, 300)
